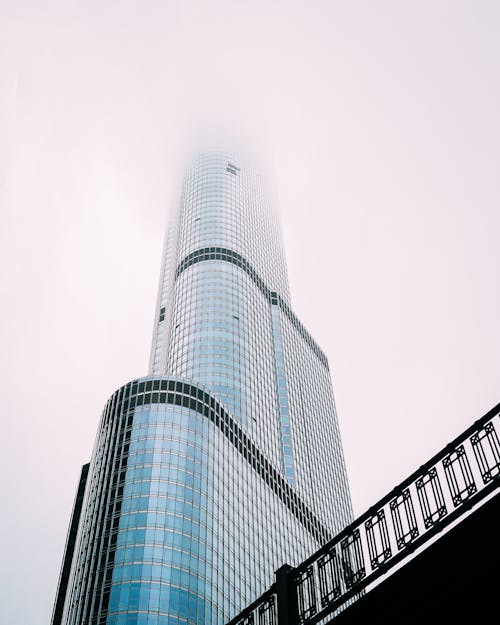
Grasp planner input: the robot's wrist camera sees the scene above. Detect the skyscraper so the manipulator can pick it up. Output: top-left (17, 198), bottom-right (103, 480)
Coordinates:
top-left (52, 149), bottom-right (353, 625)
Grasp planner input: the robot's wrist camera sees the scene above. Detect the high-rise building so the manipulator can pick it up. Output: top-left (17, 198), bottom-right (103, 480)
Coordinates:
top-left (52, 149), bottom-right (353, 625)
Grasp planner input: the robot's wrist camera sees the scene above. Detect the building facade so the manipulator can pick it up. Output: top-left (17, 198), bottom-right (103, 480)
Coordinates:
top-left (52, 150), bottom-right (353, 625)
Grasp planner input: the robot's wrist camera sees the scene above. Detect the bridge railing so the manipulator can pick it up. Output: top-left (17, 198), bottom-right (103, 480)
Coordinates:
top-left (227, 402), bottom-right (500, 625)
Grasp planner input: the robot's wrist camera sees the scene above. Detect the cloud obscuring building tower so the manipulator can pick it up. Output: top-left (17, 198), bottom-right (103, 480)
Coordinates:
top-left (52, 149), bottom-right (353, 625)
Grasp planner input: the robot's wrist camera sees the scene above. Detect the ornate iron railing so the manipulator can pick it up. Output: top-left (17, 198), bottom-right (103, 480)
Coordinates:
top-left (227, 402), bottom-right (500, 625)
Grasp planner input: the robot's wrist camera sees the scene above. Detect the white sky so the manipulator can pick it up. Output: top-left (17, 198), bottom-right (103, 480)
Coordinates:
top-left (1, 2), bottom-right (499, 623)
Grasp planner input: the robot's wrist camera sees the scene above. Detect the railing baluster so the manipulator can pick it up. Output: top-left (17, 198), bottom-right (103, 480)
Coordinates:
top-left (390, 488), bottom-right (419, 549)
top-left (416, 467), bottom-right (447, 529)
top-left (471, 422), bottom-right (500, 483)
top-left (340, 529), bottom-right (366, 588)
top-left (318, 545), bottom-right (342, 607)
top-left (365, 509), bottom-right (392, 569)
top-left (258, 594), bottom-right (276, 625)
top-left (295, 565), bottom-right (316, 622)
top-left (443, 445), bottom-right (477, 506)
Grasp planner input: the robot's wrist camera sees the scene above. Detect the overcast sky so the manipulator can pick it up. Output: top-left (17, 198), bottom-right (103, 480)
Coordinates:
top-left (1, 2), bottom-right (499, 623)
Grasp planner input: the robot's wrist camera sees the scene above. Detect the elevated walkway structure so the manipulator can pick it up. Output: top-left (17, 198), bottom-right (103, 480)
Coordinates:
top-left (227, 402), bottom-right (500, 625)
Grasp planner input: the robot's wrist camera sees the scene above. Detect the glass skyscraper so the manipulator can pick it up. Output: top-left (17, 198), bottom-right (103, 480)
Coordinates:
top-left (51, 149), bottom-right (353, 625)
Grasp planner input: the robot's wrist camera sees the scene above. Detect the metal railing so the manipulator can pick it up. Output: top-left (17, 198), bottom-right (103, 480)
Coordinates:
top-left (227, 402), bottom-right (500, 625)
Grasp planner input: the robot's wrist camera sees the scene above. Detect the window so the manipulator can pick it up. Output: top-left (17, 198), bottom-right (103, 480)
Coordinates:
top-left (226, 163), bottom-right (240, 175)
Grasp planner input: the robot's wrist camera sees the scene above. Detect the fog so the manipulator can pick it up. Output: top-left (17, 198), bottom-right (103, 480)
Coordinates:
top-left (1, 2), bottom-right (499, 623)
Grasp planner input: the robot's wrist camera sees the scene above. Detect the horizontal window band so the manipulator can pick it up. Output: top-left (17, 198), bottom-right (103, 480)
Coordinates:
top-left (175, 247), bottom-right (329, 368)
top-left (102, 377), bottom-right (332, 546)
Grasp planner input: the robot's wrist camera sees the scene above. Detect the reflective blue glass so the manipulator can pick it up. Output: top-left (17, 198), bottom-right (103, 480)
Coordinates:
top-left (54, 150), bottom-right (353, 625)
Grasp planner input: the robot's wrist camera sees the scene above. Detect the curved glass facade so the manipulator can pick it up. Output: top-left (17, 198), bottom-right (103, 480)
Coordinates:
top-left (53, 150), bottom-right (353, 625)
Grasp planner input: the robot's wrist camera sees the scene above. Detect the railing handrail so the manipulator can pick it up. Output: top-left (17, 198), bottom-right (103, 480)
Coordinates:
top-left (226, 401), bottom-right (500, 625)
top-left (306, 479), bottom-right (498, 624)
top-left (298, 401), bottom-right (500, 572)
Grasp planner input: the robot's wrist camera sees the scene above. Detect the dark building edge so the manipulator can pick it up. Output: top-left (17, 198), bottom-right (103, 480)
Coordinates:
top-left (101, 377), bottom-right (333, 545)
top-left (51, 463), bottom-right (90, 625)
top-left (175, 247), bottom-right (329, 368)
